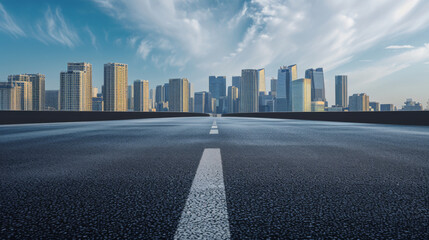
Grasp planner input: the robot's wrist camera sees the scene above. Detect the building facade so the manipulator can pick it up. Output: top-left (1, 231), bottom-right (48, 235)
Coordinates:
top-left (276, 64), bottom-right (297, 111)
top-left (0, 82), bottom-right (20, 110)
top-left (134, 80), bottom-right (149, 112)
top-left (169, 78), bottom-right (189, 112)
top-left (305, 68), bottom-right (325, 102)
top-left (240, 69), bottom-right (259, 113)
top-left (104, 63), bottom-right (128, 111)
top-left (45, 90), bottom-right (59, 110)
top-left (67, 63), bottom-right (92, 111)
top-left (349, 93), bottom-right (369, 111)
top-left (60, 71), bottom-right (84, 111)
top-left (335, 75), bottom-right (348, 108)
top-left (292, 78), bottom-right (311, 112)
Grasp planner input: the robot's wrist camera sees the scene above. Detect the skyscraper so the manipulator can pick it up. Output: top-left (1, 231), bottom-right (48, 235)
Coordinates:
top-left (270, 78), bottom-right (277, 98)
top-left (380, 104), bottom-right (395, 111)
top-left (67, 63), bottom-right (92, 111)
top-left (276, 64), bottom-right (297, 111)
top-left (163, 83), bottom-right (169, 103)
top-left (240, 69), bottom-right (259, 113)
top-left (292, 78), bottom-right (311, 112)
top-left (257, 68), bottom-right (266, 94)
top-left (60, 71), bottom-right (84, 111)
top-left (335, 75), bottom-right (348, 108)
top-left (26, 74), bottom-right (45, 111)
top-left (8, 74), bottom-right (33, 111)
top-left (45, 90), bottom-right (59, 110)
top-left (127, 85), bottom-right (134, 111)
top-left (369, 101), bottom-right (380, 111)
top-left (349, 93), bottom-right (369, 111)
top-left (169, 78), bottom-right (189, 112)
top-left (134, 80), bottom-right (149, 112)
top-left (209, 76), bottom-right (226, 113)
top-left (227, 86), bottom-right (239, 113)
top-left (194, 92), bottom-right (205, 113)
top-left (0, 82), bottom-right (20, 110)
top-left (104, 63), bottom-right (128, 111)
top-left (305, 68), bottom-right (325, 102)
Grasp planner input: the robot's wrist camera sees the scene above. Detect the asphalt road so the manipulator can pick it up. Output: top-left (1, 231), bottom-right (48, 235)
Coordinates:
top-left (0, 117), bottom-right (428, 239)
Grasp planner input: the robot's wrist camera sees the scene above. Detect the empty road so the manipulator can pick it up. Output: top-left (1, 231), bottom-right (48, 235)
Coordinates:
top-left (1, 117), bottom-right (428, 239)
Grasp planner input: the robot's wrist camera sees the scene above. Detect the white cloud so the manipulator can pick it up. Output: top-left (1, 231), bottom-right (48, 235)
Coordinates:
top-left (386, 45), bottom-right (414, 49)
top-left (348, 43), bottom-right (429, 86)
top-left (424, 61), bottom-right (429, 65)
top-left (137, 40), bottom-right (152, 59)
top-left (85, 26), bottom-right (97, 49)
top-left (0, 3), bottom-right (25, 37)
top-left (35, 7), bottom-right (80, 48)
top-left (94, 0), bottom-right (429, 92)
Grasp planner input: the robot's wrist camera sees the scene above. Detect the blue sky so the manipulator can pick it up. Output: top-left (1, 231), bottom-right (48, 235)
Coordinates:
top-left (1, 0), bottom-right (429, 107)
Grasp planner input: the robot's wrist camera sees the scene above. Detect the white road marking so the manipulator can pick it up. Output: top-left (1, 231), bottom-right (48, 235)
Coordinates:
top-left (210, 129), bottom-right (219, 134)
top-left (210, 120), bottom-right (219, 134)
top-left (174, 148), bottom-right (230, 240)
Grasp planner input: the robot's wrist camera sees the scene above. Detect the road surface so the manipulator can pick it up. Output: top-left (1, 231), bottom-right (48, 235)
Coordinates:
top-left (1, 117), bottom-right (428, 239)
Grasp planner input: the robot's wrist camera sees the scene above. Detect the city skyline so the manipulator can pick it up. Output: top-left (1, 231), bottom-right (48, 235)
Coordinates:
top-left (1, 0), bottom-right (429, 107)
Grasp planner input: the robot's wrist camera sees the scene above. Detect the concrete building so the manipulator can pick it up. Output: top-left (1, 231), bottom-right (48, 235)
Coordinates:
top-left (169, 78), bottom-right (189, 112)
top-left (60, 71), bottom-right (84, 111)
top-left (232, 76), bottom-right (241, 96)
top-left (209, 76), bottom-right (226, 113)
top-left (67, 63), bottom-right (92, 111)
top-left (305, 68), bottom-right (325, 102)
top-left (194, 92), bottom-right (206, 113)
top-left (349, 93), bottom-right (369, 111)
top-left (8, 74), bottom-right (33, 111)
top-left (227, 86), bottom-right (239, 113)
top-left (240, 69), bottom-right (259, 113)
top-left (335, 75), bottom-right (348, 108)
top-left (401, 98), bottom-right (423, 111)
top-left (92, 97), bottom-right (103, 111)
top-left (311, 101), bottom-right (325, 112)
top-left (127, 85), bottom-right (134, 111)
top-left (189, 97), bottom-right (194, 112)
top-left (45, 90), bottom-right (59, 110)
top-left (133, 80), bottom-right (149, 112)
top-left (257, 68), bottom-right (266, 94)
top-left (369, 101), bottom-right (380, 111)
top-left (92, 87), bottom-right (98, 98)
top-left (28, 74), bottom-right (45, 111)
top-left (380, 104), bottom-right (395, 111)
top-left (292, 78), bottom-right (311, 112)
top-left (0, 82), bottom-right (20, 110)
top-left (276, 64), bottom-right (297, 111)
top-left (270, 78), bottom-right (277, 98)
top-left (104, 63), bottom-right (128, 111)
top-left (163, 83), bottom-right (169, 104)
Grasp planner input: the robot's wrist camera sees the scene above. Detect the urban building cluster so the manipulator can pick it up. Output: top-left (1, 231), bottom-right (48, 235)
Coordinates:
top-left (0, 62), bottom-right (426, 113)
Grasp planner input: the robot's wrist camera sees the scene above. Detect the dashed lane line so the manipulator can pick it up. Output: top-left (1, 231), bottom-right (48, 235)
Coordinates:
top-left (174, 148), bottom-right (230, 239)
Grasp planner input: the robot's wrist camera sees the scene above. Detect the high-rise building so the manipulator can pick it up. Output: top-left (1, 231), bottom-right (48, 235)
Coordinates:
top-left (232, 76), bottom-right (241, 93)
top-left (189, 97), bottom-right (194, 112)
top-left (163, 83), bottom-right (169, 103)
top-left (209, 76), bottom-right (226, 113)
top-left (155, 85), bottom-right (164, 104)
top-left (292, 78), bottom-right (311, 112)
top-left (92, 97), bottom-right (103, 111)
top-left (305, 68), bottom-right (325, 102)
top-left (369, 101), bottom-right (380, 111)
top-left (401, 98), bottom-right (423, 111)
top-left (8, 74), bottom-right (32, 111)
top-left (27, 74), bottom-right (45, 111)
top-left (380, 104), bottom-right (395, 111)
top-left (169, 78), bottom-right (189, 112)
top-left (60, 71), bottom-right (85, 111)
top-left (257, 68), bottom-right (266, 94)
top-left (270, 78), bottom-right (277, 98)
top-left (45, 90), bottom-right (59, 110)
top-left (349, 93), bottom-right (369, 111)
top-left (240, 69), bottom-right (259, 113)
top-left (92, 87), bottom-right (98, 98)
top-left (67, 63), bottom-right (92, 111)
top-left (134, 80), bottom-right (149, 112)
top-left (227, 86), bottom-right (239, 113)
top-left (127, 85), bottom-right (134, 111)
top-left (0, 82), bottom-right (20, 110)
top-left (194, 91), bottom-right (206, 113)
top-left (311, 101), bottom-right (325, 112)
top-left (335, 75), bottom-right (348, 108)
top-left (104, 63), bottom-right (128, 111)
top-left (276, 64), bottom-right (297, 111)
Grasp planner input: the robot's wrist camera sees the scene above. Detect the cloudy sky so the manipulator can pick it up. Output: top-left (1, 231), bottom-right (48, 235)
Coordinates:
top-left (1, 0), bottom-right (429, 107)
